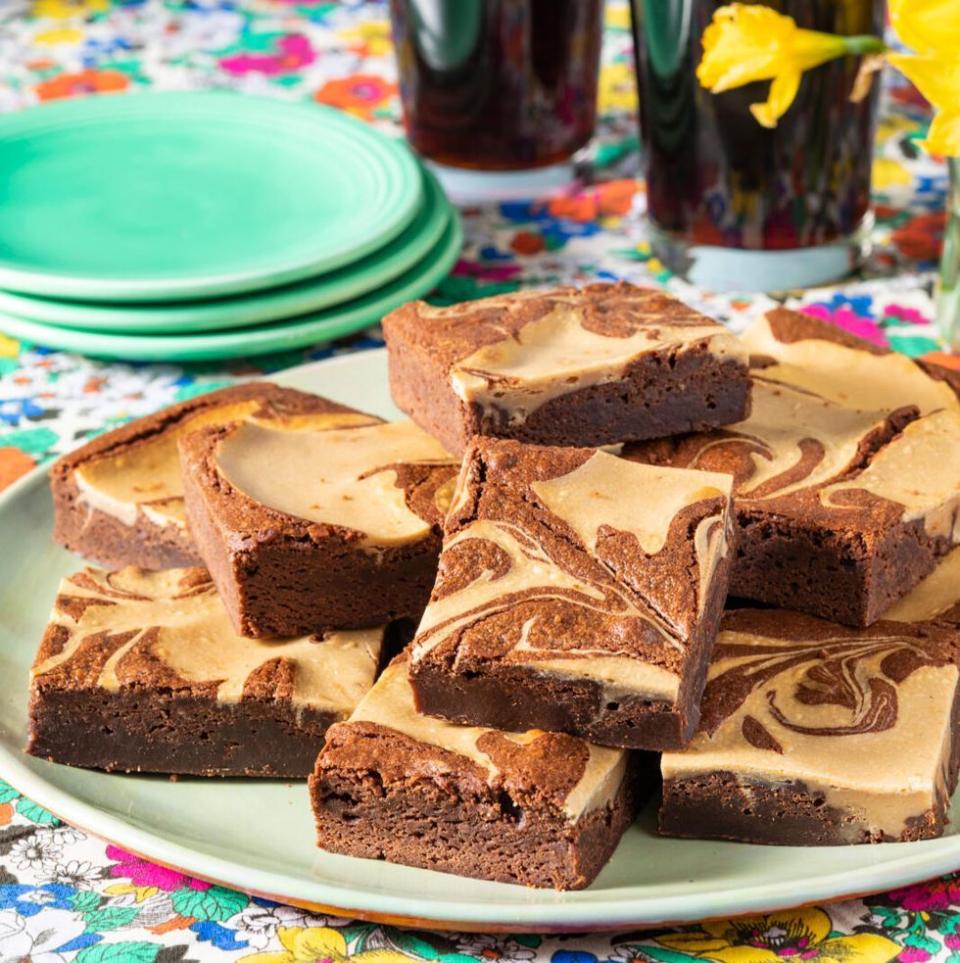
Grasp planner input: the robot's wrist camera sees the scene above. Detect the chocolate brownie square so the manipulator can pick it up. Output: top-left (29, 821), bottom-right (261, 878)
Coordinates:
top-left (743, 306), bottom-right (960, 415)
top-left (51, 383), bottom-right (362, 571)
top-left (27, 566), bottom-right (385, 777)
top-left (382, 281), bottom-right (750, 454)
top-left (311, 655), bottom-right (646, 890)
top-left (659, 607), bottom-right (960, 845)
top-left (179, 411), bottom-right (458, 636)
top-left (628, 309), bottom-right (960, 627)
top-left (408, 437), bottom-right (734, 750)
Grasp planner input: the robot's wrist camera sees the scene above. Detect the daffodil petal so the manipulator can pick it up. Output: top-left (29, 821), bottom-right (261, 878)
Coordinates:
top-left (818, 933), bottom-right (902, 963)
top-left (924, 109), bottom-right (960, 158)
top-left (750, 70), bottom-right (801, 127)
top-left (890, 0), bottom-right (960, 56)
top-left (887, 53), bottom-right (960, 110)
top-left (240, 954), bottom-right (293, 963)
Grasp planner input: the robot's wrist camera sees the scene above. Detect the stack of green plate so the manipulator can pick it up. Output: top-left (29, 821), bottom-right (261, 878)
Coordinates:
top-left (0, 92), bottom-right (461, 362)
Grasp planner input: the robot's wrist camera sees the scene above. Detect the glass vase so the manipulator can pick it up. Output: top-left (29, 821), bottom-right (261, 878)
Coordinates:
top-left (938, 158), bottom-right (960, 349)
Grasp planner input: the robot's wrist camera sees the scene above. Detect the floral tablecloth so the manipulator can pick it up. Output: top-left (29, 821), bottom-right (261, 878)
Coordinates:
top-left (1, 1), bottom-right (959, 961)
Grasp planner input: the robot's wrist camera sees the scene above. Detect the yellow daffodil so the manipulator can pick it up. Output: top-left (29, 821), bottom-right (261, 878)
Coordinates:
top-left (887, 1), bottom-right (960, 157)
top-left (889, 0), bottom-right (960, 56)
top-left (657, 907), bottom-right (901, 963)
top-left (242, 925), bottom-right (412, 963)
top-left (887, 53), bottom-right (960, 157)
top-left (697, 4), bottom-right (884, 128)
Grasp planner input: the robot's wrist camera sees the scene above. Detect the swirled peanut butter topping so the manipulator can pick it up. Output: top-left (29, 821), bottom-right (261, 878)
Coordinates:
top-left (439, 286), bottom-right (743, 424)
top-left (662, 614), bottom-right (959, 839)
top-left (743, 312), bottom-right (959, 415)
top-left (349, 661), bottom-right (627, 819)
top-left (74, 399), bottom-right (375, 530)
top-left (819, 409), bottom-right (960, 536)
top-left (32, 567), bottom-right (382, 714)
top-left (214, 419), bottom-right (455, 546)
top-left (684, 381), bottom-right (896, 503)
top-left (412, 448), bottom-right (733, 701)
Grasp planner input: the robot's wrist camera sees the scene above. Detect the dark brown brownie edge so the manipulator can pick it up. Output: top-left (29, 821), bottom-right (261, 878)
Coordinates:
top-left (659, 765), bottom-right (956, 846)
top-left (180, 423), bottom-right (446, 636)
top-left (732, 506), bottom-right (957, 628)
top-left (27, 686), bottom-right (334, 778)
top-left (52, 479), bottom-right (200, 570)
top-left (385, 315), bottom-right (751, 455)
top-left (310, 729), bottom-right (647, 889)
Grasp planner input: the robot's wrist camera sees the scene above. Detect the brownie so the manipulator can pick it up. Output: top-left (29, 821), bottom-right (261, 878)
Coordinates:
top-left (311, 655), bottom-right (647, 890)
top-left (407, 437), bottom-right (734, 750)
top-left (382, 281), bottom-right (750, 455)
top-left (659, 607), bottom-right (960, 845)
top-left (27, 566), bottom-right (385, 777)
top-left (179, 411), bottom-right (458, 636)
top-left (743, 306), bottom-right (960, 416)
top-left (886, 544), bottom-right (960, 626)
top-left (627, 308), bottom-right (960, 627)
top-left (51, 382), bottom-right (361, 571)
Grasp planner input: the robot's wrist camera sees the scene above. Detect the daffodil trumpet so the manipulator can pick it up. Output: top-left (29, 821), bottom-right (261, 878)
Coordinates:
top-left (697, 4), bottom-right (886, 128)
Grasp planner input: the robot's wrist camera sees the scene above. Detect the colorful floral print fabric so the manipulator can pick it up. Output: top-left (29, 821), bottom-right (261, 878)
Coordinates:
top-left (0, 0), bottom-right (957, 959)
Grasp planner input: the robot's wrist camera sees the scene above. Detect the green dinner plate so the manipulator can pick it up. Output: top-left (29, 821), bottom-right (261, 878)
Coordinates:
top-left (0, 168), bottom-right (451, 334)
top-left (2, 351), bottom-right (960, 931)
top-left (0, 92), bottom-right (423, 302)
top-left (0, 215), bottom-right (461, 361)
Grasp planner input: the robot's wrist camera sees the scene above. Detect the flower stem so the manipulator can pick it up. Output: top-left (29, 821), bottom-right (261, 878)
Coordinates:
top-left (843, 35), bottom-right (887, 56)
top-left (937, 159), bottom-right (960, 350)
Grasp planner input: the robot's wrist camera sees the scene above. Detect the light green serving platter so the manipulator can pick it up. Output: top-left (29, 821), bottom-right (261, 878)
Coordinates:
top-left (0, 216), bottom-right (461, 361)
top-left (0, 92), bottom-right (422, 302)
top-left (1, 351), bottom-right (960, 932)
top-left (0, 168), bottom-right (451, 334)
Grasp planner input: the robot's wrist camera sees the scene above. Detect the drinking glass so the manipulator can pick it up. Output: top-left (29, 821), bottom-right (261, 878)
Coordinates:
top-left (630, 0), bottom-right (886, 291)
top-left (389, 0), bottom-right (604, 200)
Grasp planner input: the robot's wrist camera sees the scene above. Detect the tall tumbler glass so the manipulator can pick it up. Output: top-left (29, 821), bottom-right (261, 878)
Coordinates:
top-left (630, 0), bottom-right (885, 292)
top-left (390, 0), bottom-right (604, 201)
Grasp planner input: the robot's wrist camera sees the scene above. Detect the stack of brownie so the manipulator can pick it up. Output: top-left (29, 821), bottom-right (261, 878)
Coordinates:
top-left (29, 281), bottom-right (960, 893)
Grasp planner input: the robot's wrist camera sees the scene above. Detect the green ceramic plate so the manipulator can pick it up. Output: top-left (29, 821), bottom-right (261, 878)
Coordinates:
top-left (1, 351), bottom-right (960, 931)
top-left (0, 92), bottom-right (423, 302)
top-left (0, 168), bottom-right (451, 334)
top-left (0, 216), bottom-right (461, 361)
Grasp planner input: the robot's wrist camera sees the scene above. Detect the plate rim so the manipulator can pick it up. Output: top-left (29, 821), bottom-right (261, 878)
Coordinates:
top-left (0, 91), bottom-right (423, 302)
top-left (2, 351), bottom-right (960, 931)
top-left (0, 214), bottom-right (462, 362)
top-left (0, 169), bottom-right (452, 334)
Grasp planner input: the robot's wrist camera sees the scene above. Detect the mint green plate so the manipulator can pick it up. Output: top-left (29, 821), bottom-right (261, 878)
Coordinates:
top-left (0, 92), bottom-right (422, 302)
top-left (0, 216), bottom-right (461, 361)
top-left (1, 351), bottom-right (960, 931)
top-left (0, 168), bottom-right (451, 334)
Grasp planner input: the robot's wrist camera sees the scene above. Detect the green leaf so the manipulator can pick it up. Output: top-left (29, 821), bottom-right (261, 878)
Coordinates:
top-left (15, 798), bottom-right (60, 825)
top-left (71, 890), bottom-right (102, 913)
top-left (76, 943), bottom-right (160, 963)
top-left (391, 933), bottom-right (440, 960)
top-left (513, 935), bottom-right (542, 949)
top-left (0, 781), bottom-right (18, 805)
top-left (84, 907), bottom-right (140, 931)
top-left (170, 884), bottom-right (248, 921)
